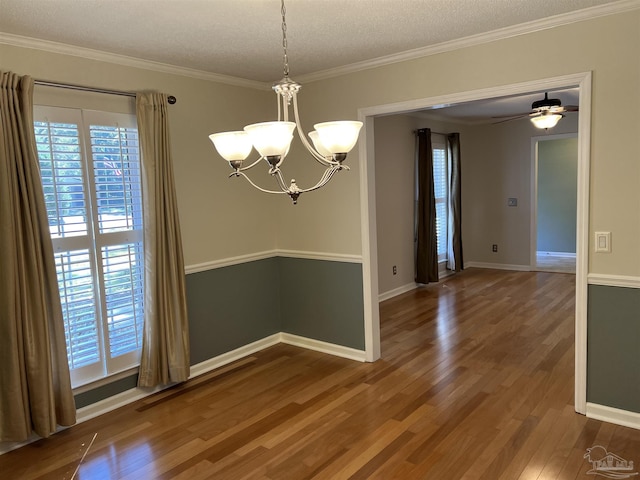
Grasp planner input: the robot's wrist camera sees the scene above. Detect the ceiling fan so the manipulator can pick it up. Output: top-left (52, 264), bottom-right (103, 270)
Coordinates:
top-left (493, 92), bottom-right (579, 129)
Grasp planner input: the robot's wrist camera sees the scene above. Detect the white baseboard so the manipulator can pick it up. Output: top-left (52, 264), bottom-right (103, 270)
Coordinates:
top-left (0, 332), bottom-right (362, 455)
top-left (280, 333), bottom-right (367, 362)
top-left (0, 435), bottom-right (40, 455)
top-left (465, 261), bottom-right (531, 272)
top-left (76, 385), bottom-right (165, 424)
top-left (378, 282), bottom-right (417, 302)
top-left (537, 251), bottom-right (576, 258)
top-left (77, 334), bottom-right (283, 426)
top-left (586, 402), bottom-right (640, 430)
top-left (189, 334), bottom-right (281, 378)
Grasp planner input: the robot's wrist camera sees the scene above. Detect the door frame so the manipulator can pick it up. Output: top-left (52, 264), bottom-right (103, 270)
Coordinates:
top-left (358, 71), bottom-right (592, 414)
top-left (530, 132), bottom-right (579, 270)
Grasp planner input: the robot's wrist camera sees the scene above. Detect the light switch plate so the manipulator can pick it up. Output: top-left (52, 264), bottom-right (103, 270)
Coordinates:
top-left (595, 232), bottom-right (611, 253)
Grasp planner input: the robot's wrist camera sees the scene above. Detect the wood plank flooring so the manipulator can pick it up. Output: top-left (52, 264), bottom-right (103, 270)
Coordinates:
top-left (535, 253), bottom-right (576, 274)
top-left (2, 268), bottom-right (639, 479)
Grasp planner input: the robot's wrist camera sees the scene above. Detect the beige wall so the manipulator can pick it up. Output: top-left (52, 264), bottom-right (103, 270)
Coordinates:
top-left (2, 9), bottom-right (639, 276)
top-left (1, 43), bottom-right (276, 267)
top-left (374, 114), bottom-right (470, 294)
top-left (462, 114), bottom-right (578, 266)
top-left (373, 115), bottom-right (416, 294)
top-left (289, 11), bottom-right (640, 276)
top-left (373, 112), bottom-right (577, 295)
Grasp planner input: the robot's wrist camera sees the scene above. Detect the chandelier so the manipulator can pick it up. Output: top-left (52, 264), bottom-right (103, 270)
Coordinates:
top-left (208, 0), bottom-right (362, 204)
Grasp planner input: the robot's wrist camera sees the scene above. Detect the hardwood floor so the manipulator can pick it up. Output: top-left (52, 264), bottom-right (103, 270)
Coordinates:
top-left (2, 269), bottom-right (639, 479)
top-left (535, 253), bottom-right (576, 274)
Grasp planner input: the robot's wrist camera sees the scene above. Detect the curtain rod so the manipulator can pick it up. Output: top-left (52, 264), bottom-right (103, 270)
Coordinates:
top-left (34, 79), bottom-right (177, 104)
top-left (414, 129), bottom-right (450, 136)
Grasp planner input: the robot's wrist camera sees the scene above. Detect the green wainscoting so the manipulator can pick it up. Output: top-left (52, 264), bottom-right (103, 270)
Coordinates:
top-left (187, 257), bottom-right (281, 365)
top-left (587, 284), bottom-right (640, 413)
top-left (278, 257), bottom-right (365, 350)
top-left (74, 256), bottom-right (365, 409)
top-left (75, 373), bottom-right (138, 409)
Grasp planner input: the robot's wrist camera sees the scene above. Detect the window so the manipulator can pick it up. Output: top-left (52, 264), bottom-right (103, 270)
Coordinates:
top-left (34, 106), bottom-right (144, 388)
top-left (432, 141), bottom-right (449, 263)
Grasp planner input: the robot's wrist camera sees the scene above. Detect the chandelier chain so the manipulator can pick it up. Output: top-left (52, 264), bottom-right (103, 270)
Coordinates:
top-left (281, 0), bottom-right (289, 77)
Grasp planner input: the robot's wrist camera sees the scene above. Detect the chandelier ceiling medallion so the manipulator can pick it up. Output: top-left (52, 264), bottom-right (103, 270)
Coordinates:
top-left (208, 0), bottom-right (363, 204)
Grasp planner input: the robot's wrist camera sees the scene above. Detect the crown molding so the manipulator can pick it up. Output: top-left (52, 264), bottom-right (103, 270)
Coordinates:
top-left (2, 0), bottom-right (638, 88)
top-left (0, 32), bottom-right (270, 91)
top-left (296, 0), bottom-right (640, 84)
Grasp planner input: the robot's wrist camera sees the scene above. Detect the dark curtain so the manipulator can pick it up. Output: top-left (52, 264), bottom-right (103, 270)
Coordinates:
top-left (448, 133), bottom-right (463, 272)
top-left (415, 128), bottom-right (439, 284)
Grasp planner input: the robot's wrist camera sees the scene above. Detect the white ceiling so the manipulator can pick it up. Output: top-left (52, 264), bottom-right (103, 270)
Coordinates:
top-left (0, 0), bottom-right (625, 83)
top-left (414, 88), bottom-right (581, 123)
top-left (1, 0), bottom-right (628, 121)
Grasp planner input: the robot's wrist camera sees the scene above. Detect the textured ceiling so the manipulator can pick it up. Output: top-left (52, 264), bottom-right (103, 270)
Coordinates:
top-left (419, 88), bottom-right (580, 123)
top-left (0, 0), bottom-right (626, 83)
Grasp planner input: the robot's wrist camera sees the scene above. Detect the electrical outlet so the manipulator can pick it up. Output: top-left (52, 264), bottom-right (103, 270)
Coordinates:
top-left (492, 244), bottom-right (498, 253)
top-left (392, 265), bottom-right (397, 275)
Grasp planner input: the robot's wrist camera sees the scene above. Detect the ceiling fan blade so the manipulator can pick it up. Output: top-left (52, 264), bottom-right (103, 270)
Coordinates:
top-left (492, 114), bottom-right (529, 124)
top-left (492, 112), bottom-right (530, 119)
top-left (563, 105), bottom-right (579, 112)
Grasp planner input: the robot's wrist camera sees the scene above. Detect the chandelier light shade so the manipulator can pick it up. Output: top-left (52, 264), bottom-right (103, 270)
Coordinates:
top-left (208, 0), bottom-right (363, 204)
top-left (208, 131), bottom-right (253, 162)
top-left (244, 121), bottom-right (296, 158)
top-left (313, 121), bottom-right (363, 156)
top-left (308, 130), bottom-right (332, 157)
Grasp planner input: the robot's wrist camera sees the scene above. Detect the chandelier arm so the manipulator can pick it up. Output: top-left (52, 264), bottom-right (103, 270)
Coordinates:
top-left (282, 94), bottom-right (290, 122)
top-left (232, 171), bottom-right (287, 195)
top-left (277, 94), bottom-right (282, 121)
top-left (291, 94), bottom-right (337, 166)
top-left (237, 156), bottom-right (267, 172)
top-left (295, 165), bottom-right (341, 194)
top-left (270, 167), bottom-right (290, 192)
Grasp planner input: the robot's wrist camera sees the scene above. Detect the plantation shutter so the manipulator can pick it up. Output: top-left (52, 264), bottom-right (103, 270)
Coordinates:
top-left (34, 106), bottom-right (144, 387)
top-left (432, 144), bottom-right (449, 261)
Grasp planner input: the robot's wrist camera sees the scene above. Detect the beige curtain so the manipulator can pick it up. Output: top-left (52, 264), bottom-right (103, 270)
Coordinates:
top-left (136, 92), bottom-right (190, 387)
top-left (0, 71), bottom-right (76, 441)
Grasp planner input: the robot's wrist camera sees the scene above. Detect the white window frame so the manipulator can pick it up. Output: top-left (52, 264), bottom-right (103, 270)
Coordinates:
top-left (34, 105), bottom-right (144, 388)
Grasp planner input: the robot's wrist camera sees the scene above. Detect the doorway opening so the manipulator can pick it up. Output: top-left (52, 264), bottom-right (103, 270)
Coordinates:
top-left (531, 134), bottom-right (578, 274)
top-left (358, 72), bottom-right (592, 414)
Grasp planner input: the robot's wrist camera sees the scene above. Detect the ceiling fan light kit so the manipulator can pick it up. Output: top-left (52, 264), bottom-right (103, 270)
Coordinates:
top-left (529, 92), bottom-right (567, 130)
top-left (208, 0), bottom-right (362, 204)
top-left (492, 91), bottom-right (578, 129)
top-left (530, 111), bottom-right (564, 129)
